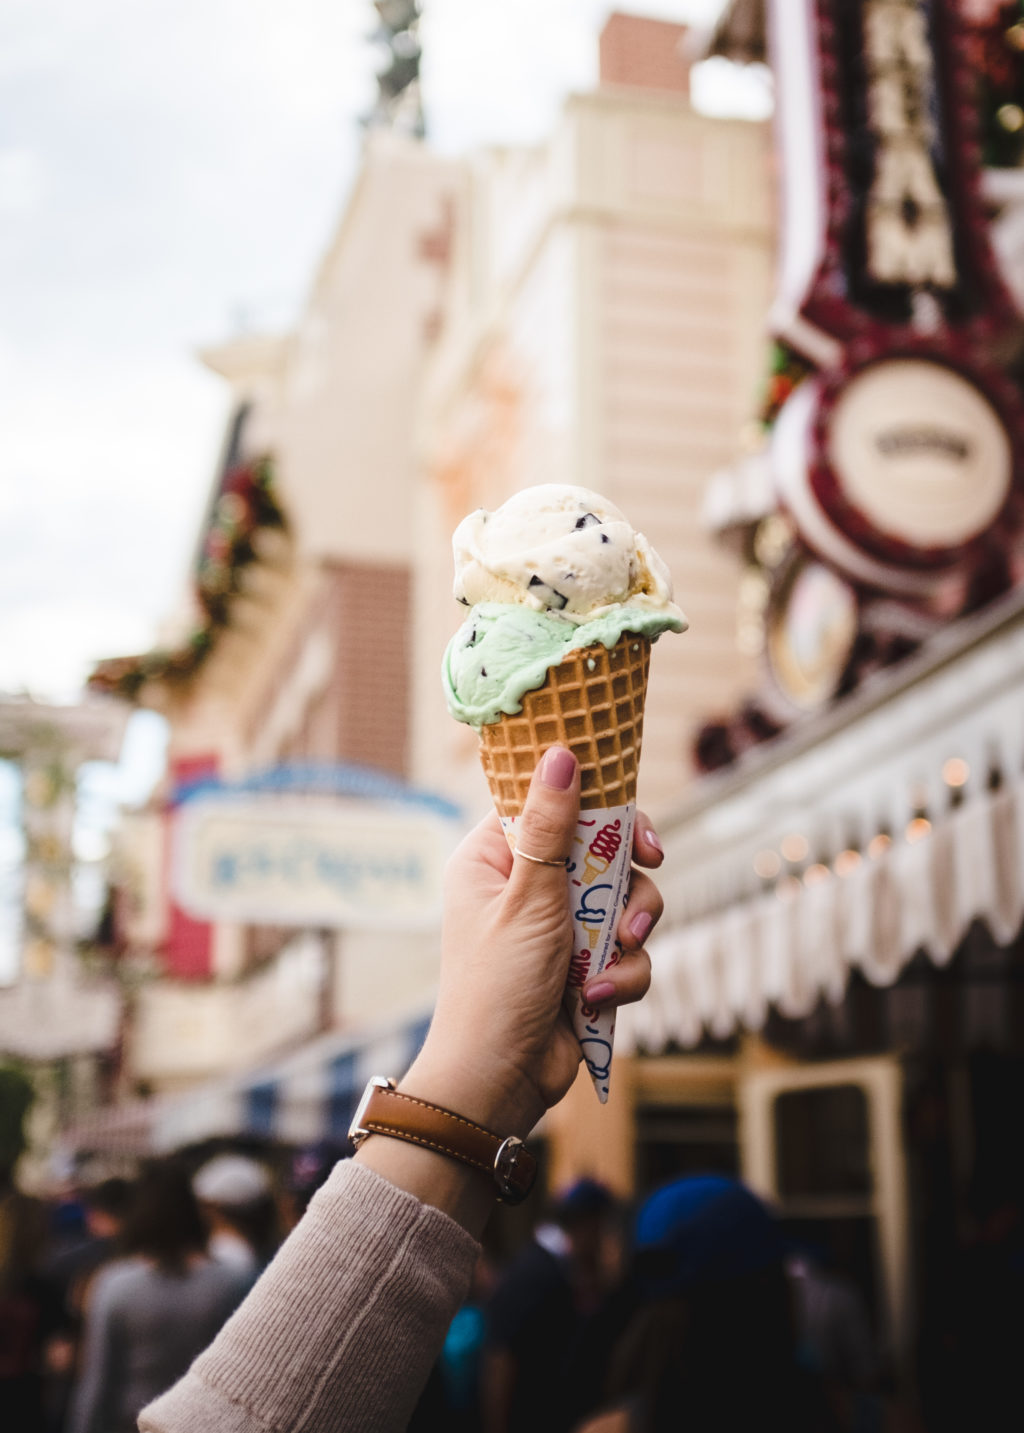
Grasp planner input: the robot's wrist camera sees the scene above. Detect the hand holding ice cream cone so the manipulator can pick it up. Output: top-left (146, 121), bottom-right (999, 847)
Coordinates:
top-left (416, 747), bottom-right (664, 1136)
top-left (360, 750), bottom-right (662, 1237)
top-left (441, 484), bottom-right (685, 1100)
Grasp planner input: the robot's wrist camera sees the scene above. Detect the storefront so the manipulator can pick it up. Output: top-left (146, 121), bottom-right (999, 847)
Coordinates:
top-left (617, 581), bottom-right (1024, 1378)
top-left (601, 2), bottom-right (1024, 1401)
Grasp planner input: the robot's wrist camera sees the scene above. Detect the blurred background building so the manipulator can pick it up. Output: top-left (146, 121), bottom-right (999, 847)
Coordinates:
top-left (0, 696), bottom-right (128, 1184)
top-left (75, 8), bottom-right (773, 1166)
top-left (6, 1), bottom-right (1024, 1416)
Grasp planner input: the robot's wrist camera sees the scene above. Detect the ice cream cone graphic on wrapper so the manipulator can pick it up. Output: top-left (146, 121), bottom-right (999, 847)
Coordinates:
top-left (442, 485), bottom-right (686, 1101)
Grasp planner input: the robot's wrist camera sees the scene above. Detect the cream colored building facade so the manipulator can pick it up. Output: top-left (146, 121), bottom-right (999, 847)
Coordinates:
top-left (113, 132), bottom-right (463, 1094)
top-left (414, 82), bottom-right (772, 825)
top-left (85, 21), bottom-right (777, 1186)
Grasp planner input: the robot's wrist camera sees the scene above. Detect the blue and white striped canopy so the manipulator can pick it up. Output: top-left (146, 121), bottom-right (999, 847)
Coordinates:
top-left (149, 1004), bottom-right (434, 1153)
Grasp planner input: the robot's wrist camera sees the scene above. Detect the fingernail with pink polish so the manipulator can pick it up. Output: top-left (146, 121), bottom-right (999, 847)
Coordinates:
top-left (629, 912), bottom-right (652, 944)
top-left (540, 747), bottom-right (576, 790)
top-left (584, 980), bottom-right (616, 1005)
top-left (644, 828), bottom-right (664, 856)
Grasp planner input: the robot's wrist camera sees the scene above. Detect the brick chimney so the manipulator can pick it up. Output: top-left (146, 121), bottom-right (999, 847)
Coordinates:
top-left (598, 12), bottom-right (692, 97)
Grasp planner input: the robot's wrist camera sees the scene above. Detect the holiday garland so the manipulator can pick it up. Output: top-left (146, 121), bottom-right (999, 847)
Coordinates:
top-left (757, 341), bottom-right (813, 430)
top-left (88, 455), bottom-right (289, 702)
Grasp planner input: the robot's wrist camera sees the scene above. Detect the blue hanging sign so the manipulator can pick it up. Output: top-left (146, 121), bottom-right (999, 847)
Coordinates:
top-left (170, 765), bottom-right (464, 930)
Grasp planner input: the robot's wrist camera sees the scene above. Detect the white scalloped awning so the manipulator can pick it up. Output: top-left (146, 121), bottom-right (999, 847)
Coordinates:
top-left (619, 588), bottom-right (1024, 1054)
top-left (621, 780), bottom-right (1023, 1053)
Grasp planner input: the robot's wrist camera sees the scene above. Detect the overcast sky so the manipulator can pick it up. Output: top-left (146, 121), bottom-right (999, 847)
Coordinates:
top-left (0, 0), bottom-right (767, 701)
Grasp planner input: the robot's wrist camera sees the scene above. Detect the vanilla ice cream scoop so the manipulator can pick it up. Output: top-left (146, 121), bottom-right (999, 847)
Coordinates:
top-left (453, 484), bottom-right (683, 623)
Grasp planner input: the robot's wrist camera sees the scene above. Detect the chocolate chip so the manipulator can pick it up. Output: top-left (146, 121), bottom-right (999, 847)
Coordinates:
top-left (600, 534), bottom-right (610, 544)
top-left (529, 574), bottom-right (569, 609)
top-left (575, 512), bottom-right (600, 529)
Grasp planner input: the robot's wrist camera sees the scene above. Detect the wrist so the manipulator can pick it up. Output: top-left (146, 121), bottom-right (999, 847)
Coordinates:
top-left (401, 1040), bottom-right (545, 1142)
top-left (350, 1068), bottom-right (540, 1234)
top-left (353, 1127), bottom-right (495, 1236)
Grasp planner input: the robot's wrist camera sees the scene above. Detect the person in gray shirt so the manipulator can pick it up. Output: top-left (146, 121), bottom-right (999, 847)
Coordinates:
top-left (68, 1159), bottom-right (251, 1433)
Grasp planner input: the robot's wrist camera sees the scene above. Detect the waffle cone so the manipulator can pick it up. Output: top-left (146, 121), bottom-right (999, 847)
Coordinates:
top-left (478, 631), bottom-right (651, 819)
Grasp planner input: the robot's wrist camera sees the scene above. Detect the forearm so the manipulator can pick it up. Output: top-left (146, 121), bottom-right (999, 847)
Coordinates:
top-left (139, 1160), bottom-right (479, 1433)
top-left (352, 1132), bottom-right (495, 1242)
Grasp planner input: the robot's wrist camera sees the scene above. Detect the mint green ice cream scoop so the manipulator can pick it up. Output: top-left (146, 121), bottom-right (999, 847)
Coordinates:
top-left (443, 601), bottom-right (684, 730)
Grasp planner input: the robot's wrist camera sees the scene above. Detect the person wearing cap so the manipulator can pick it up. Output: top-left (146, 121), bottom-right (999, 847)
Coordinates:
top-left (191, 1155), bottom-right (278, 1278)
top-left (138, 749), bottom-right (662, 1433)
top-left (578, 1175), bottom-right (839, 1433)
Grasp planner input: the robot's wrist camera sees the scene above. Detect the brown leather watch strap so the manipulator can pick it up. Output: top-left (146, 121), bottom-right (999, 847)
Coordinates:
top-left (349, 1077), bottom-right (537, 1205)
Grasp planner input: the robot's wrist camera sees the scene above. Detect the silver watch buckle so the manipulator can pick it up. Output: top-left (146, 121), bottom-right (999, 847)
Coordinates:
top-left (348, 1076), bottom-right (395, 1146)
top-left (494, 1136), bottom-right (529, 1205)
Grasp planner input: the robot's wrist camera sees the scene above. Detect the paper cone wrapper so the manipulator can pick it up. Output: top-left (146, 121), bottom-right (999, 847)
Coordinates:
top-left (500, 803), bottom-right (634, 1102)
top-left (478, 631), bottom-right (651, 1101)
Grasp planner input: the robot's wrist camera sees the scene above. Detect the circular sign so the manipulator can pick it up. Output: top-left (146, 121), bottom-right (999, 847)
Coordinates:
top-left (766, 556), bottom-right (858, 712)
top-left (773, 378), bottom-right (953, 596)
top-left (828, 359), bottom-right (1011, 550)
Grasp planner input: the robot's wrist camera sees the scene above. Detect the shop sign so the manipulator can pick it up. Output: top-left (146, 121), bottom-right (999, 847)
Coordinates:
top-left (827, 357), bottom-right (1011, 547)
top-left (766, 554), bottom-right (859, 712)
top-left (771, 0), bottom-right (1014, 342)
top-left (862, 1), bottom-right (955, 290)
top-left (172, 795), bottom-right (462, 930)
top-left (765, 0), bottom-right (1024, 596)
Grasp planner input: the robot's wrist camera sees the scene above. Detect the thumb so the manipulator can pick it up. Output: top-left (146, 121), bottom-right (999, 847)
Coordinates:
top-left (505, 746), bottom-right (580, 899)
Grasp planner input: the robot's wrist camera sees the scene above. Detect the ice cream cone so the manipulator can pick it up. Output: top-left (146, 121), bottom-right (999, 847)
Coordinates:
top-left (478, 631), bottom-right (651, 1103)
top-left (443, 485), bottom-right (686, 1104)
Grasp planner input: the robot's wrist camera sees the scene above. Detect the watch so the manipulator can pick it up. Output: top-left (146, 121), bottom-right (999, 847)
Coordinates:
top-left (348, 1076), bottom-right (538, 1205)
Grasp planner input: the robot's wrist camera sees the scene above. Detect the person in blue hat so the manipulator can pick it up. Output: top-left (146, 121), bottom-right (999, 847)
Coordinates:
top-left (578, 1175), bottom-right (840, 1433)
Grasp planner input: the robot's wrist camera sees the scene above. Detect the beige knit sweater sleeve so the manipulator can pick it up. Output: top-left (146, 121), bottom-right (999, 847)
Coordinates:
top-left (139, 1160), bottom-right (480, 1433)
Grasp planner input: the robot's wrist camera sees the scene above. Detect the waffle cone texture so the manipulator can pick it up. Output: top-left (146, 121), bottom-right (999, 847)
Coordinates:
top-left (478, 630), bottom-right (651, 818)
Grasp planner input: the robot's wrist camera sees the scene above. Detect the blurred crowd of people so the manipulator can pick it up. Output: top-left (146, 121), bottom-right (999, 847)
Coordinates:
top-left (16, 1130), bottom-right (1011, 1433)
top-left (409, 1172), bottom-right (886, 1433)
top-left (0, 1137), bottom-right (343, 1433)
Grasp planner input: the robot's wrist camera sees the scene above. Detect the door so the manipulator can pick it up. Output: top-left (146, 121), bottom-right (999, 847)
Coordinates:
top-left (739, 1055), bottom-right (910, 1373)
